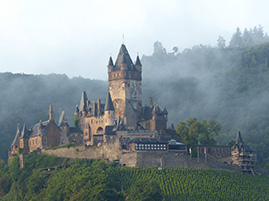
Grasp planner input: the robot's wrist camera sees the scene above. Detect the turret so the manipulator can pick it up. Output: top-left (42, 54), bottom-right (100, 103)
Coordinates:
top-left (79, 91), bottom-right (88, 116)
top-left (135, 55), bottom-right (142, 72)
top-left (19, 124), bottom-right (29, 153)
top-left (11, 121), bottom-right (20, 148)
top-left (104, 92), bottom-right (115, 125)
top-left (74, 105), bottom-right (79, 116)
top-left (236, 130), bottom-right (244, 147)
top-left (107, 56), bottom-right (114, 73)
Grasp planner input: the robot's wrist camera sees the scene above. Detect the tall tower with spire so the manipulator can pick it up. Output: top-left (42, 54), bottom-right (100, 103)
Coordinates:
top-left (107, 44), bottom-right (142, 128)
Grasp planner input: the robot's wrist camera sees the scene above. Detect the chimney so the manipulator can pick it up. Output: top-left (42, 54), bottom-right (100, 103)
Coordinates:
top-left (97, 99), bottom-right (101, 116)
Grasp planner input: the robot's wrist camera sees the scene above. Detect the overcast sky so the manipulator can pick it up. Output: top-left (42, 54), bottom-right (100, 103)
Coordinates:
top-left (0, 0), bottom-right (269, 80)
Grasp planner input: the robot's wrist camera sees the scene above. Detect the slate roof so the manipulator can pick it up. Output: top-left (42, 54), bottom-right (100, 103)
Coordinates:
top-left (108, 56), bottom-right (114, 66)
top-left (20, 124), bottom-right (31, 138)
top-left (104, 92), bottom-right (114, 111)
top-left (104, 126), bottom-right (116, 135)
top-left (79, 91), bottom-right (88, 112)
top-left (129, 137), bottom-right (168, 144)
top-left (69, 127), bottom-right (83, 133)
top-left (135, 55), bottom-right (142, 66)
top-left (115, 44), bottom-right (134, 70)
top-left (236, 131), bottom-right (244, 146)
top-left (29, 120), bottom-right (49, 138)
top-left (242, 144), bottom-right (253, 152)
top-left (11, 122), bottom-right (20, 147)
top-left (58, 111), bottom-right (69, 126)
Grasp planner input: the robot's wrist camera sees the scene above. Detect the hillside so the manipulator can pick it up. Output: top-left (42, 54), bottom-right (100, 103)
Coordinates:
top-left (1, 26), bottom-right (269, 167)
top-left (0, 153), bottom-right (268, 200)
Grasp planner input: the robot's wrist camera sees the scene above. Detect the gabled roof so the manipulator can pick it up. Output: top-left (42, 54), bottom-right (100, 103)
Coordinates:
top-left (20, 124), bottom-right (30, 138)
top-left (105, 92), bottom-right (114, 111)
top-left (115, 44), bottom-right (134, 70)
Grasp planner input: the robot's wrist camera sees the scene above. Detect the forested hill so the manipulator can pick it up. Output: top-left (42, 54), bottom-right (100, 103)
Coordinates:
top-left (1, 26), bottom-right (269, 167)
top-left (0, 154), bottom-right (268, 200)
top-left (0, 73), bottom-right (107, 162)
top-left (142, 26), bottom-right (269, 167)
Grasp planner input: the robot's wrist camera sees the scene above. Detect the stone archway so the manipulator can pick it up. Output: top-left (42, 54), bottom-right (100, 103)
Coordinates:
top-left (96, 127), bottom-right (104, 134)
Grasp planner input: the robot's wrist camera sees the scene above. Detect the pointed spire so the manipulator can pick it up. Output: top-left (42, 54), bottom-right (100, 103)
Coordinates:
top-left (236, 130), bottom-right (244, 145)
top-left (49, 105), bottom-right (54, 121)
top-left (20, 124), bottom-right (27, 138)
top-left (163, 107), bottom-right (168, 114)
top-left (79, 91), bottom-right (88, 112)
top-left (75, 105), bottom-right (79, 114)
top-left (152, 105), bottom-right (161, 114)
top-left (115, 44), bottom-right (134, 69)
top-left (108, 56), bottom-right (114, 66)
top-left (11, 121), bottom-right (20, 147)
top-left (135, 55), bottom-right (142, 66)
top-left (58, 111), bottom-right (68, 126)
top-left (105, 92), bottom-right (115, 111)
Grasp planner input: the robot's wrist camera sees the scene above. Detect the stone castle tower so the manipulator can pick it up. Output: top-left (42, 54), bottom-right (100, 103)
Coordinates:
top-left (107, 44), bottom-right (142, 128)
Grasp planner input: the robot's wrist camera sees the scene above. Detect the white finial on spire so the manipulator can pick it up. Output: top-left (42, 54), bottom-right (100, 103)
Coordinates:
top-left (122, 32), bottom-right (125, 44)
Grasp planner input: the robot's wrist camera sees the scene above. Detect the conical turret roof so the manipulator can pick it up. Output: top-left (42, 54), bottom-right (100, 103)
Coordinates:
top-left (75, 105), bottom-right (79, 113)
top-left (11, 121), bottom-right (20, 147)
top-left (135, 55), bottom-right (142, 66)
top-left (236, 130), bottom-right (244, 145)
top-left (105, 92), bottom-right (114, 111)
top-left (79, 91), bottom-right (88, 112)
top-left (108, 56), bottom-right (114, 66)
top-left (115, 44), bottom-right (134, 69)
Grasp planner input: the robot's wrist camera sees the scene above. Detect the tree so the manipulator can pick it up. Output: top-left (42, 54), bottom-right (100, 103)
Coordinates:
top-left (217, 36), bottom-right (226, 49)
top-left (229, 27), bottom-right (242, 48)
top-left (176, 118), bottom-right (221, 146)
top-left (153, 41), bottom-right (167, 56)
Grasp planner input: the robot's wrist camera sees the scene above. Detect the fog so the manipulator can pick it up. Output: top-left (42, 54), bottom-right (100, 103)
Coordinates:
top-left (1, 0), bottom-right (269, 80)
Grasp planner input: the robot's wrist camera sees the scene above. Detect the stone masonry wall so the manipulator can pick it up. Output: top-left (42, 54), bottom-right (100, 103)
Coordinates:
top-left (42, 138), bottom-right (121, 162)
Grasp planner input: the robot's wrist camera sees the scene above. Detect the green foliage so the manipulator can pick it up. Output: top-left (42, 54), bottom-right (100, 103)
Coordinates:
top-left (1, 155), bottom-right (269, 200)
top-left (176, 118), bottom-right (221, 146)
top-left (1, 25), bottom-right (269, 168)
top-left (126, 179), bottom-right (163, 201)
top-left (74, 115), bottom-right (80, 128)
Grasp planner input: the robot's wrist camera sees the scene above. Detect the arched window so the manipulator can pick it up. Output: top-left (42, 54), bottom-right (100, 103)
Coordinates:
top-left (97, 127), bottom-right (103, 134)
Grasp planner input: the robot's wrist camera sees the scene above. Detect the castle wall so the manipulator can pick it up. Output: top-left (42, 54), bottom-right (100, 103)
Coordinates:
top-left (42, 137), bottom-right (121, 162)
top-left (28, 136), bottom-right (42, 152)
top-left (120, 152), bottom-right (209, 168)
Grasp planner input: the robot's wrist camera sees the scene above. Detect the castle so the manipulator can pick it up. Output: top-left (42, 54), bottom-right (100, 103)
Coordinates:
top-left (9, 44), bottom-right (254, 173)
